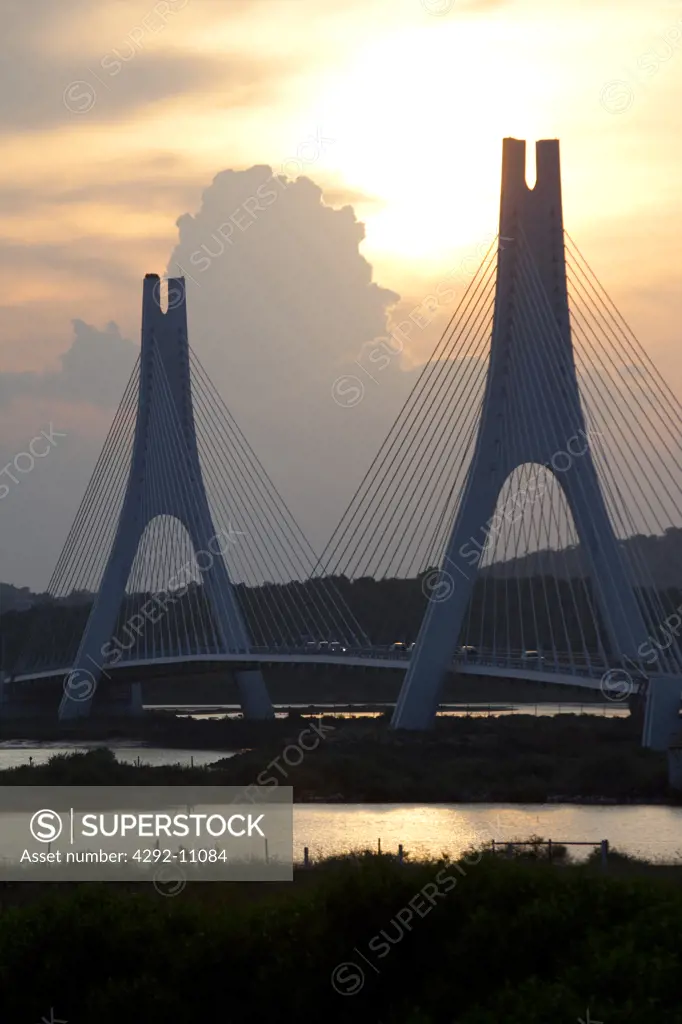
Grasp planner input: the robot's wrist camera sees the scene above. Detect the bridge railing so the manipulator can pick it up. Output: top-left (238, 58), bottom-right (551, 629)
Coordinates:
top-left (248, 644), bottom-right (641, 682)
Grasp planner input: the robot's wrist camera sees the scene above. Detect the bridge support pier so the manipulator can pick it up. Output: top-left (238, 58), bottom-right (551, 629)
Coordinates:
top-left (0, 680), bottom-right (145, 720)
top-left (667, 746), bottom-right (682, 790)
top-left (642, 676), bottom-right (682, 751)
top-left (85, 682), bottom-right (144, 719)
top-left (234, 670), bottom-right (276, 719)
top-left (129, 682), bottom-right (143, 717)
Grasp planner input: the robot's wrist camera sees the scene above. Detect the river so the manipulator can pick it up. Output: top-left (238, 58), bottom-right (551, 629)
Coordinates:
top-left (0, 741), bottom-right (234, 769)
top-left (292, 802), bottom-right (682, 865)
top-left (0, 738), bottom-right (679, 864)
top-left (1, 701), bottom-right (673, 864)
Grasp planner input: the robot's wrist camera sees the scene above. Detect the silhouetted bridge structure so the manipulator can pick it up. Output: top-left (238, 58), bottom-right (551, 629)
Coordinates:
top-left (3, 138), bottom-right (682, 749)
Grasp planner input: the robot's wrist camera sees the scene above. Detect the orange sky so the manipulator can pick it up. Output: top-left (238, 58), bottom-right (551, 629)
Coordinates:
top-left (2, 0), bottom-right (681, 368)
top-left (1, 0), bottom-right (682, 587)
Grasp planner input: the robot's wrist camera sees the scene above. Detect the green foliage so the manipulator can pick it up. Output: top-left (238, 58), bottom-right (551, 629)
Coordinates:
top-left (0, 714), bottom-right (671, 802)
top-left (465, 834), bottom-right (569, 863)
top-left (1, 853), bottom-right (682, 1023)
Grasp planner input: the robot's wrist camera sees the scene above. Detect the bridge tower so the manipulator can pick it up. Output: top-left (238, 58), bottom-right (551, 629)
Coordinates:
top-left (392, 138), bottom-right (677, 744)
top-left (59, 275), bottom-right (274, 720)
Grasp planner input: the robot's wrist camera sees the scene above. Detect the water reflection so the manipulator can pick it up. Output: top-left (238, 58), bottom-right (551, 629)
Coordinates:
top-left (0, 742), bottom-right (235, 769)
top-left (156, 702), bottom-right (629, 721)
top-left (293, 803), bottom-right (682, 865)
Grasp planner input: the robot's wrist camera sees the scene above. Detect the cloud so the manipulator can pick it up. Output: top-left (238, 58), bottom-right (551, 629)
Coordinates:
top-left (0, 0), bottom-right (290, 132)
top-left (0, 164), bottom-right (417, 587)
top-left (319, 186), bottom-right (385, 209)
top-left (0, 320), bottom-right (137, 410)
top-left (166, 164), bottom-right (411, 551)
top-left (0, 164), bottom-right (202, 222)
top-left (0, 318), bottom-right (139, 591)
top-left (2, 50), bottom-right (288, 132)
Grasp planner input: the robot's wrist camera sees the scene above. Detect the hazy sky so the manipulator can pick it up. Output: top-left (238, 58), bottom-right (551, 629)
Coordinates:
top-left (1, 0), bottom-right (681, 590)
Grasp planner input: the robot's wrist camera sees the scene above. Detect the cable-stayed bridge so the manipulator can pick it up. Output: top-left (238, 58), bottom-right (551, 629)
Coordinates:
top-left (3, 137), bottom-right (682, 749)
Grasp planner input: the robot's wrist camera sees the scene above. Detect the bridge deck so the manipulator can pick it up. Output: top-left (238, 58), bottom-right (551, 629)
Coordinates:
top-left (6, 650), bottom-right (630, 693)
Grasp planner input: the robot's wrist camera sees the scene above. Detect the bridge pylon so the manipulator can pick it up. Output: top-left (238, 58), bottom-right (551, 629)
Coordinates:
top-left (391, 138), bottom-right (653, 734)
top-left (59, 275), bottom-right (274, 720)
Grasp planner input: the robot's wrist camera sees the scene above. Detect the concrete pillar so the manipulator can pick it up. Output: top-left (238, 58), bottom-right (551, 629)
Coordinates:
top-left (130, 682), bottom-right (143, 717)
top-left (667, 746), bottom-right (682, 790)
top-left (234, 669), bottom-right (277, 719)
top-left (642, 675), bottom-right (682, 751)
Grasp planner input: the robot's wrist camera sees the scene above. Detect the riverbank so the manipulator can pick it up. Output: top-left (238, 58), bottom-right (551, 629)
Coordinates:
top-left (0, 703), bottom-right (557, 748)
top-left (0, 712), bottom-right (676, 804)
top-left (0, 707), bottom-right (290, 750)
top-left (2, 848), bottom-right (681, 1022)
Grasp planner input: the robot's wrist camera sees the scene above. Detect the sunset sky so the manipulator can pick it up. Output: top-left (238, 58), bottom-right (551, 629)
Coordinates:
top-left (1, 0), bottom-right (682, 590)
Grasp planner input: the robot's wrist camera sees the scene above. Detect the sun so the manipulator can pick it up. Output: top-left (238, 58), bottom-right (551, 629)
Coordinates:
top-left (315, 17), bottom-right (558, 274)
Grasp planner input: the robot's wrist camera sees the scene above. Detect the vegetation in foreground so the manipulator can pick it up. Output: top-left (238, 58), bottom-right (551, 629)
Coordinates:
top-left (0, 712), bottom-right (674, 803)
top-left (1, 849), bottom-right (682, 1023)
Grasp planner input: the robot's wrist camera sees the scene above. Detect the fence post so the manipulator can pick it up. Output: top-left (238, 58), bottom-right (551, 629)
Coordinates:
top-left (378, 838), bottom-right (381, 855)
top-left (264, 839), bottom-right (269, 864)
top-left (548, 839), bottom-right (552, 863)
top-left (492, 839), bottom-right (496, 855)
top-left (398, 844), bottom-right (403, 865)
top-left (600, 839), bottom-right (608, 870)
top-left (304, 846), bottom-right (309, 868)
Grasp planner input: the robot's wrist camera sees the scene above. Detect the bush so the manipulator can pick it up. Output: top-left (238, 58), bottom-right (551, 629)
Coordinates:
top-left (1, 852), bottom-right (681, 1022)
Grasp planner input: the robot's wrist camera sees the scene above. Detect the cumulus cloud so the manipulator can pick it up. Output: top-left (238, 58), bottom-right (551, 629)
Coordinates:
top-left (0, 165), bottom-right (419, 587)
top-left (166, 164), bottom-right (412, 551)
top-left (0, 320), bottom-right (136, 410)
top-left (0, 319), bottom-right (140, 591)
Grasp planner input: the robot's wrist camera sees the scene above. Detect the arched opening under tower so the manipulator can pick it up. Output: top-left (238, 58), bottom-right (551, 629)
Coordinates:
top-left (457, 462), bottom-right (610, 668)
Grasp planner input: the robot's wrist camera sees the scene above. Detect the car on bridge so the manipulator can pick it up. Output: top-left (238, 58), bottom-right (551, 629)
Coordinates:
top-left (458, 646), bottom-right (479, 658)
top-left (304, 640), bottom-right (347, 654)
top-left (521, 650), bottom-right (545, 663)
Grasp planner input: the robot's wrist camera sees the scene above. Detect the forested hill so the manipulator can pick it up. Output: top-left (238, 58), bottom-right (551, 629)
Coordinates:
top-left (482, 526), bottom-right (682, 586)
top-left (2, 528), bottom-right (682, 660)
top-left (4, 527), bottom-right (682, 603)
